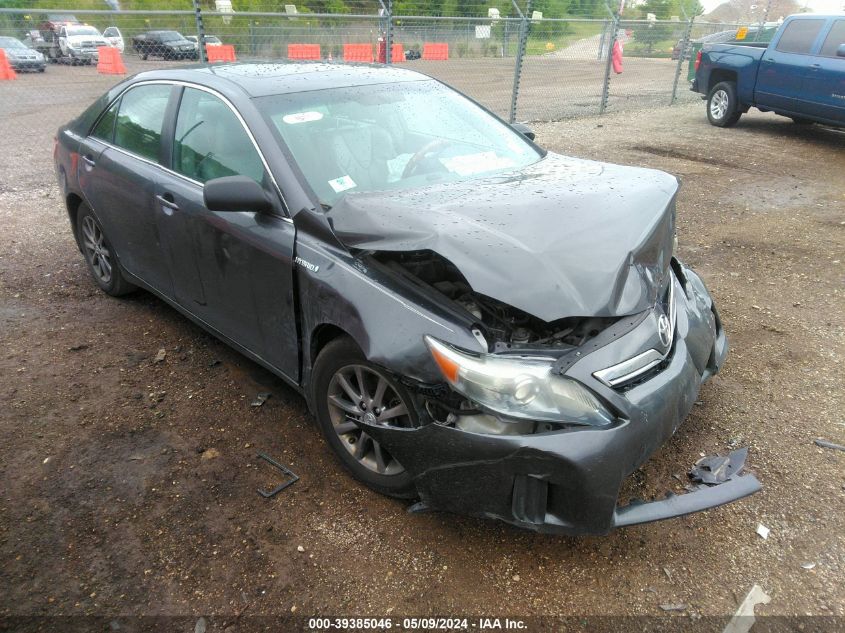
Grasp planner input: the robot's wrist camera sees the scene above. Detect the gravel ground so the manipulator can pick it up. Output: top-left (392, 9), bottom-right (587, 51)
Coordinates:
top-left (0, 67), bottom-right (844, 629)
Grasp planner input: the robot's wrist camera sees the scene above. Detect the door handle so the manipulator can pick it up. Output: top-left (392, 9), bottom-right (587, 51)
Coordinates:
top-left (156, 193), bottom-right (179, 211)
top-left (82, 154), bottom-right (96, 167)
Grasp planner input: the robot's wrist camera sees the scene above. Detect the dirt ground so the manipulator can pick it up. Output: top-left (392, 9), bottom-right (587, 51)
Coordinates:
top-left (1, 67), bottom-right (844, 630)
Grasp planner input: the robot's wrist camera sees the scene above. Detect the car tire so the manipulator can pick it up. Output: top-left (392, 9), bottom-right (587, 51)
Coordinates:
top-left (707, 81), bottom-right (741, 127)
top-left (38, 67), bottom-right (45, 72)
top-left (76, 204), bottom-right (136, 297)
top-left (311, 337), bottom-right (418, 499)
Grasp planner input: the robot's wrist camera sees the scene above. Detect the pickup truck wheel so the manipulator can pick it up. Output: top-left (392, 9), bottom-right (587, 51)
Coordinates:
top-left (311, 337), bottom-right (418, 499)
top-left (707, 81), bottom-right (741, 127)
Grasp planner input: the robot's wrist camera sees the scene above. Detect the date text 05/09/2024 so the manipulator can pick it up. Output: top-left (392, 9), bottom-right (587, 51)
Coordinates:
top-left (307, 617), bottom-right (527, 630)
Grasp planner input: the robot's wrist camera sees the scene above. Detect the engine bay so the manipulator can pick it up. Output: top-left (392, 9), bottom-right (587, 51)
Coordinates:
top-left (370, 250), bottom-right (618, 354)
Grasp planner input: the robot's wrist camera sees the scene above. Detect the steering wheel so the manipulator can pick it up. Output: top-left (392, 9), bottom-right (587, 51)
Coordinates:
top-left (402, 138), bottom-right (451, 179)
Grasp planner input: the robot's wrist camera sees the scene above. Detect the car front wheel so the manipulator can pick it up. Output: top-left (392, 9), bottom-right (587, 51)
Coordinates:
top-left (77, 204), bottom-right (136, 296)
top-left (707, 81), bottom-right (741, 127)
top-left (311, 337), bottom-right (418, 498)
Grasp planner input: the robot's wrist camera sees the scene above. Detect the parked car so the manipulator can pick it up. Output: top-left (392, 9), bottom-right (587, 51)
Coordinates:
top-left (692, 14), bottom-right (845, 127)
top-left (103, 26), bottom-right (124, 53)
top-left (54, 63), bottom-right (760, 535)
top-left (185, 34), bottom-right (223, 50)
top-left (0, 36), bottom-right (46, 72)
top-left (131, 30), bottom-right (198, 60)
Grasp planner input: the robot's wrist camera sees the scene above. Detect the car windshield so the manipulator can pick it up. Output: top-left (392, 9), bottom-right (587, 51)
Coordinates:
top-left (159, 31), bottom-right (183, 42)
top-left (68, 26), bottom-right (100, 36)
top-left (256, 80), bottom-right (541, 206)
top-left (0, 37), bottom-right (26, 49)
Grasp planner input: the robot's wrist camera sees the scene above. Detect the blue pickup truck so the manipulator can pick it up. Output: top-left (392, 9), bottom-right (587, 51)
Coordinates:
top-left (692, 14), bottom-right (845, 127)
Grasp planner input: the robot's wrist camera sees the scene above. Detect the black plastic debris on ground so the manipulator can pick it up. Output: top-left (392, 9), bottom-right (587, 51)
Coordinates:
top-left (689, 447), bottom-right (748, 485)
top-left (256, 452), bottom-right (299, 498)
top-left (251, 392), bottom-right (272, 407)
top-left (814, 438), bottom-right (845, 453)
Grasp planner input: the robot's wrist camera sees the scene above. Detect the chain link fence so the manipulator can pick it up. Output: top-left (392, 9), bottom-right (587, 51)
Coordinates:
top-left (0, 3), bottom-right (767, 133)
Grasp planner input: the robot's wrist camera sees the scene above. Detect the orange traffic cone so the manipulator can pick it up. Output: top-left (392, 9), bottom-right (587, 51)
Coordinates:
top-left (97, 46), bottom-right (126, 75)
top-left (0, 49), bottom-right (18, 80)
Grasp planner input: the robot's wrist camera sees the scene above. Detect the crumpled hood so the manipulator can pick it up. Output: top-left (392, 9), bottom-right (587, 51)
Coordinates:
top-left (326, 152), bottom-right (678, 322)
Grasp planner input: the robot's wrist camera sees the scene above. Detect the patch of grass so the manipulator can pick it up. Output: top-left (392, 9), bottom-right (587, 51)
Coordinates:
top-left (524, 21), bottom-right (607, 56)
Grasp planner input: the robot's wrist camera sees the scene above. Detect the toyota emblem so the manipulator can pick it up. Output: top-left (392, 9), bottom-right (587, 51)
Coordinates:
top-left (658, 314), bottom-right (672, 348)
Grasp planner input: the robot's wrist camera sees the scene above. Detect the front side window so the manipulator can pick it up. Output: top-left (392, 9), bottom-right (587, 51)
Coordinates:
top-left (257, 80), bottom-right (541, 206)
top-left (91, 100), bottom-right (119, 143)
top-left (820, 20), bottom-right (845, 57)
top-left (113, 84), bottom-right (172, 162)
top-left (776, 19), bottom-right (825, 54)
top-left (173, 87), bottom-right (265, 184)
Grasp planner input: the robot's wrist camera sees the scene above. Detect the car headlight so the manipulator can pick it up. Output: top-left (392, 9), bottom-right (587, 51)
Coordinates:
top-left (425, 336), bottom-right (614, 426)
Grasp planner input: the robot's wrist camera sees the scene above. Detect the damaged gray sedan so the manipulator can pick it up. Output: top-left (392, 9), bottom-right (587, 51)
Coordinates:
top-left (55, 62), bottom-right (760, 535)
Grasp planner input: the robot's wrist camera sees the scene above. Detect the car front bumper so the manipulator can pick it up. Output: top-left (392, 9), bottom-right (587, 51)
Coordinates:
top-left (68, 50), bottom-right (99, 61)
top-left (363, 261), bottom-right (759, 536)
top-left (9, 58), bottom-right (46, 70)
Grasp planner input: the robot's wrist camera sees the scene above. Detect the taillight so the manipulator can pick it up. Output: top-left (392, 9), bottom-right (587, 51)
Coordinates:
top-left (694, 50), bottom-right (702, 72)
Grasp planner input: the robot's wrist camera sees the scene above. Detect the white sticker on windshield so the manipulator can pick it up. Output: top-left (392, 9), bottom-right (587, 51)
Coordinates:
top-left (282, 111), bottom-right (323, 124)
top-left (328, 175), bottom-right (357, 193)
top-left (440, 151), bottom-right (516, 177)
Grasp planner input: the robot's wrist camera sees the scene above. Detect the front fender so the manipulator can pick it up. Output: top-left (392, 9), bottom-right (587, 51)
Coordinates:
top-left (293, 234), bottom-right (482, 397)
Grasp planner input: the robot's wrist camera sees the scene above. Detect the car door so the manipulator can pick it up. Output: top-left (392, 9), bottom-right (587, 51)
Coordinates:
top-left (58, 26), bottom-right (69, 56)
top-left (103, 26), bottom-right (124, 52)
top-left (803, 19), bottom-right (845, 123)
top-left (155, 85), bottom-right (299, 380)
top-left (77, 83), bottom-right (177, 297)
top-left (755, 18), bottom-right (827, 112)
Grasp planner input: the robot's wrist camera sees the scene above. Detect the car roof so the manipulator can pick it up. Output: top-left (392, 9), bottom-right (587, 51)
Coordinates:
top-left (786, 13), bottom-right (844, 19)
top-left (132, 62), bottom-right (430, 98)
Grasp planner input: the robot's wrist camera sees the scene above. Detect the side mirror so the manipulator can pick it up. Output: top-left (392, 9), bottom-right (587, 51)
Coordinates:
top-left (204, 175), bottom-right (272, 212)
top-left (511, 122), bottom-right (536, 141)
top-left (837, 43), bottom-right (845, 58)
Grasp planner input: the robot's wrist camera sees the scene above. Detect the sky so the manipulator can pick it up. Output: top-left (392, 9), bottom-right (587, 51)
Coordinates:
top-left (700, 0), bottom-right (845, 12)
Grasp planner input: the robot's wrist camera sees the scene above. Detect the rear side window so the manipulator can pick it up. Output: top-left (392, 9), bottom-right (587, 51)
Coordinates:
top-left (90, 100), bottom-right (119, 143)
top-left (820, 20), bottom-right (845, 57)
top-left (776, 19), bottom-right (825, 54)
top-left (172, 87), bottom-right (265, 184)
top-left (113, 84), bottom-right (172, 162)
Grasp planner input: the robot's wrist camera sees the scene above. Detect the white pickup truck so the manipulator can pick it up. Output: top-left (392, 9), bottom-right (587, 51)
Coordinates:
top-left (28, 17), bottom-right (110, 65)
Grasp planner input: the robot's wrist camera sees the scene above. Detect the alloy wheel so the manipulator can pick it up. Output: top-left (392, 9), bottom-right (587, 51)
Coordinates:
top-left (710, 89), bottom-right (729, 120)
top-left (81, 215), bottom-right (113, 284)
top-left (326, 364), bottom-right (411, 476)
